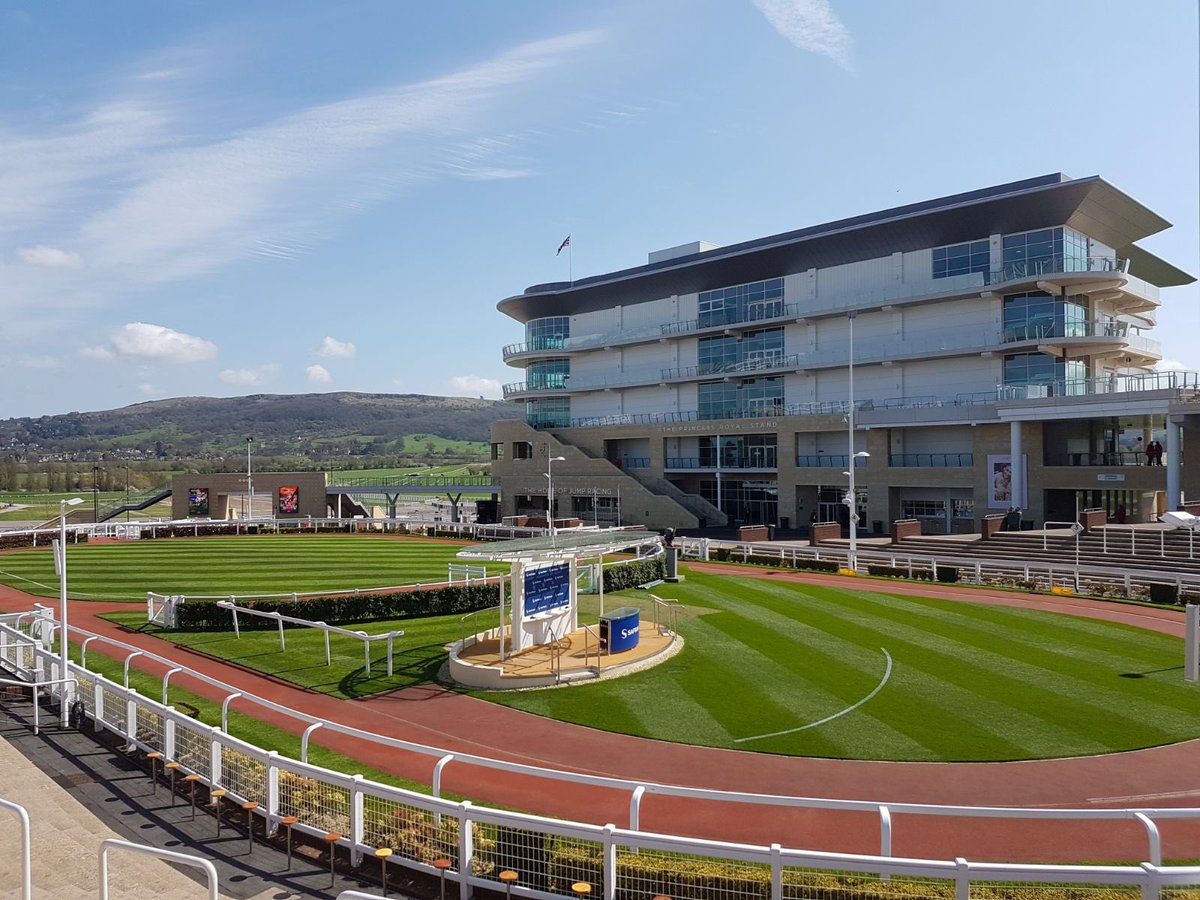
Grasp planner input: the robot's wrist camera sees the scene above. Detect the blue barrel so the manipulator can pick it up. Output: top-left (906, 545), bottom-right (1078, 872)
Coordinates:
top-left (600, 607), bottom-right (641, 653)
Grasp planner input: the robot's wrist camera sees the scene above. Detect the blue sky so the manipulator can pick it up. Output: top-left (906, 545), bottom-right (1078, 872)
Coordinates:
top-left (2, 0), bottom-right (1197, 418)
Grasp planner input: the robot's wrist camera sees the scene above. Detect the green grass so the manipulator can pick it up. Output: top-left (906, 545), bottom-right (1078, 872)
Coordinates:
top-left (481, 571), bottom-right (1200, 761)
top-left (0, 533), bottom-right (500, 601)
top-left (103, 608), bottom-right (467, 699)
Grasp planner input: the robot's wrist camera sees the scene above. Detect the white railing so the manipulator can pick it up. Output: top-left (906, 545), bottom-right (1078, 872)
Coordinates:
top-left (674, 536), bottom-right (1200, 598)
top-left (98, 838), bottom-right (218, 900)
top-left (216, 600), bottom-right (404, 677)
top-left (448, 563), bottom-right (488, 584)
top-left (2, 619), bottom-right (1197, 895)
top-left (0, 798), bottom-right (31, 900)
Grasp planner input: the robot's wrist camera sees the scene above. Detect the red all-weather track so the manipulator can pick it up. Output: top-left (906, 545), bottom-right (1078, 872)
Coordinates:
top-left (1, 564), bottom-right (1198, 864)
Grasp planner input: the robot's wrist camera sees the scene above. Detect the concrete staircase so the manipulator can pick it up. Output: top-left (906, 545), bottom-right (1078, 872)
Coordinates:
top-left (625, 470), bottom-right (727, 527)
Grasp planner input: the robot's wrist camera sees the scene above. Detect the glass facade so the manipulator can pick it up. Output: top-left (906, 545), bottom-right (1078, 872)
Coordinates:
top-left (525, 398), bottom-right (570, 428)
top-left (698, 434), bottom-right (778, 468)
top-left (700, 478), bottom-right (778, 525)
top-left (1001, 226), bottom-right (1089, 278)
top-left (698, 278), bottom-right (784, 328)
top-left (932, 239), bottom-right (990, 279)
top-left (526, 358), bottom-right (570, 390)
top-left (697, 327), bottom-right (784, 374)
top-left (1003, 352), bottom-right (1088, 395)
top-left (698, 377), bottom-right (784, 418)
top-left (1002, 291), bottom-right (1087, 341)
top-left (525, 316), bottom-right (570, 351)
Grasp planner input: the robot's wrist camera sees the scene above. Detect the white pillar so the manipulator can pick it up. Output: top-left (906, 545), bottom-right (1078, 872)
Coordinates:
top-left (1166, 416), bottom-right (1182, 511)
top-left (1009, 421), bottom-right (1023, 513)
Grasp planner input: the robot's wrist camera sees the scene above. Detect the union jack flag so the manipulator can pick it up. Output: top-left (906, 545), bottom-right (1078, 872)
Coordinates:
top-left (556, 235), bottom-right (571, 256)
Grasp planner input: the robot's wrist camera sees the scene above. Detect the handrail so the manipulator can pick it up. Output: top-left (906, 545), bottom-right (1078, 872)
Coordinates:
top-left (0, 674), bottom-right (78, 734)
top-left (98, 838), bottom-right (218, 900)
top-left (0, 798), bottom-right (31, 900)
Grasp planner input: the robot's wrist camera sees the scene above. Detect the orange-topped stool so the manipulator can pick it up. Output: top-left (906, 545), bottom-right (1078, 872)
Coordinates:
top-left (279, 815), bottom-right (298, 870)
top-left (433, 857), bottom-right (453, 900)
top-left (323, 832), bottom-right (342, 887)
top-left (376, 847), bottom-right (394, 896)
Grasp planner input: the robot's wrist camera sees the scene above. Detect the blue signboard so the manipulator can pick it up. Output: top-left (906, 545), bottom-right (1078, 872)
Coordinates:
top-left (523, 563), bottom-right (570, 616)
top-left (600, 607), bottom-right (640, 653)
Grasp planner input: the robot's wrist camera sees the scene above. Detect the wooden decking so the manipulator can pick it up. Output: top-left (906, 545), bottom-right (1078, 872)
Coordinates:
top-left (456, 625), bottom-right (674, 682)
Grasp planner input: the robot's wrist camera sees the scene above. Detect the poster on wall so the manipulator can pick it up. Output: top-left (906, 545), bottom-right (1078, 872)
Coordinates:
top-left (986, 454), bottom-right (1028, 510)
top-left (187, 488), bottom-right (209, 517)
top-left (278, 485), bottom-right (299, 514)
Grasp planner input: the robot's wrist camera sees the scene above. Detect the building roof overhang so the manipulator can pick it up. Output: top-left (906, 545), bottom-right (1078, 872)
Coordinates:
top-left (498, 174), bottom-right (1191, 323)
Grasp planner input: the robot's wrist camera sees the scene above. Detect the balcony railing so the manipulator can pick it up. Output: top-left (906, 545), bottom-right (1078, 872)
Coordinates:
top-left (1001, 319), bottom-right (1161, 356)
top-left (666, 456), bottom-right (778, 470)
top-left (998, 369), bottom-right (1200, 401)
top-left (1043, 451), bottom-right (1160, 467)
top-left (502, 338), bottom-right (568, 357)
top-left (889, 453), bottom-right (974, 467)
top-left (796, 455), bottom-right (867, 468)
top-left (661, 353), bottom-right (805, 381)
top-left (989, 255), bottom-right (1127, 285)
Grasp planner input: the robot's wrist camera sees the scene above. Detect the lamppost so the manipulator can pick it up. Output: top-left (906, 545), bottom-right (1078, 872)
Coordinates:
top-left (123, 465), bottom-right (130, 522)
top-left (545, 454), bottom-right (565, 545)
top-left (58, 496), bottom-right (84, 703)
top-left (245, 437), bottom-right (254, 521)
top-left (845, 310), bottom-right (871, 572)
top-left (92, 464), bottom-right (99, 524)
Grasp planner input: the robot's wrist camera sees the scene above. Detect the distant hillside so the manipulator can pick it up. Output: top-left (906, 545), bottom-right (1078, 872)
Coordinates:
top-left (0, 392), bottom-right (523, 460)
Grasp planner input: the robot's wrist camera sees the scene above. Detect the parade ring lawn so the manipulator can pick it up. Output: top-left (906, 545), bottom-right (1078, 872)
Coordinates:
top-left (484, 571), bottom-right (1199, 762)
top-left (0, 533), bottom-right (500, 602)
top-left (106, 565), bottom-right (1200, 761)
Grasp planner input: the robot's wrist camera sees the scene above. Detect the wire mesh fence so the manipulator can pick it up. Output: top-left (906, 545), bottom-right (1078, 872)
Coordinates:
top-left (134, 706), bottom-right (164, 752)
top-left (218, 744), bottom-right (267, 805)
top-left (618, 845), bottom-right (772, 900)
top-left (100, 686), bottom-right (125, 731)
top-left (277, 769), bottom-right (352, 836)
top-left (473, 822), bottom-right (605, 894)
top-left (172, 721), bottom-right (211, 780)
top-left (361, 791), bottom-right (459, 867)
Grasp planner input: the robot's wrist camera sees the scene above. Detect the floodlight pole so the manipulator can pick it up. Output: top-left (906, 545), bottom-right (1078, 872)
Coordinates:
top-left (246, 437), bottom-right (254, 522)
top-left (546, 454), bottom-right (565, 546)
top-left (846, 311), bottom-right (861, 572)
top-left (59, 497), bottom-right (84, 703)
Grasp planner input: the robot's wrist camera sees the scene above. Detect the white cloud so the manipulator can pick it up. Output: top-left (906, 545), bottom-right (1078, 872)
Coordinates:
top-left (84, 322), bottom-right (218, 364)
top-left (219, 363), bottom-right (279, 386)
top-left (15, 245), bottom-right (84, 269)
top-left (752, 0), bottom-right (854, 71)
top-left (1156, 358), bottom-right (1190, 371)
top-left (137, 383), bottom-right (164, 396)
top-left (315, 336), bottom-right (356, 359)
top-left (306, 364), bottom-right (332, 384)
top-left (449, 375), bottom-right (501, 399)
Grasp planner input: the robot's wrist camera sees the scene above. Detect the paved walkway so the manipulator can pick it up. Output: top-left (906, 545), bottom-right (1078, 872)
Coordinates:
top-left (1, 566), bottom-right (1198, 865)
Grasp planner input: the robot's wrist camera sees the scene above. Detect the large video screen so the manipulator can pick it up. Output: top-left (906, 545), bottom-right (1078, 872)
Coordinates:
top-left (279, 485), bottom-right (299, 514)
top-left (187, 488), bottom-right (209, 517)
top-left (523, 562), bottom-right (570, 616)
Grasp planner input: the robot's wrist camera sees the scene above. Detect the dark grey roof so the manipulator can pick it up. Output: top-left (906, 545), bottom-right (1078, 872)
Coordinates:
top-left (498, 174), bottom-right (1191, 322)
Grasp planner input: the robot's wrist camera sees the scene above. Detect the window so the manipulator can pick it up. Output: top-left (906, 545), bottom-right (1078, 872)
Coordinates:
top-left (525, 316), bottom-right (570, 351)
top-left (698, 335), bottom-right (738, 373)
top-left (1003, 291), bottom-right (1089, 342)
top-left (699, 479), bottom-right (778, 525)
top-left (525, 398), bottom-right (570, 429)
top-left (902, 499), bottom-right (946, 519)
top-left (741, 327), bottom-right (784, 365)
top-left (697, 377), bottom-right (783, 419)
top-left (699, 434), bottom-right (778, 469)
top-left (932, 240), bottom-right (990, 279)
top-left (698, 278), bottom-right (784, 328)
top-left (526, 358), bottom-right (570, 389)
top-left (513, 441), bottom-right (534, 459)
top-left (951, 499), bottom-right (975, 519)
top-left (1003, 353), bottom-right (1089, 395)
top-left (491, 443), bottom-right (504, 461)
top-left (1001, 226), bottom-right (1089, 279)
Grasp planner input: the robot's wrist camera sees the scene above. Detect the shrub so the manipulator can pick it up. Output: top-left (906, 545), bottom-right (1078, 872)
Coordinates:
top-left (603, 556), bottom-right (667, 592)
top-left (794, 559), bottom-right (839, 573)
top-left (173, 582), bottom-right (503, 631)
top-left (935, 566), bottom-right (959, 583)
top-left (867, 565), bottom-right (907, 579)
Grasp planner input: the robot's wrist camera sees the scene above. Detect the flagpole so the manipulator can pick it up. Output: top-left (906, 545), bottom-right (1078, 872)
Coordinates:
top-left (569, 238), bottom-right (574, 285)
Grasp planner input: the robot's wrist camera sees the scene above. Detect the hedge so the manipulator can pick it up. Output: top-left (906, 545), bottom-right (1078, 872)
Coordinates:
top-left (0, 531), bottom-right (88, 551)
top-left (173, 582), bottom-right (502, 631)
top-left (603, 556), bottom-right (667, 592)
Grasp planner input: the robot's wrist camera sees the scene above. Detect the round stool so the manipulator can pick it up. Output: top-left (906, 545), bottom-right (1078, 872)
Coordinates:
top-left (163, 762), bottom-right (181, 805)
top-left (572, 883), bottom-right (592, 898)
top-left (499, 869), bottom-right (519, 900)
top-left (209, 788), bottom-right (227, 838)
top-left (279, 815), bottom-right (298, 870)
top-left (242, 801), bottom-right (259, 853)
top-left (183, 774), bottom-right (201, 820)
top-left (145, 751), bottom-right (163, 794)
top-left (376, 847), bottom-right (393, 896)
top-left (323, 832), bottom-right (342, 888)
top-left (433, 857), bottom-right (453, 900)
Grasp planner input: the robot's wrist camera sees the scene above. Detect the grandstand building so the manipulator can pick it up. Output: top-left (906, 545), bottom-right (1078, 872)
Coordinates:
top-left (490, 174), bottom-right (1199, 532)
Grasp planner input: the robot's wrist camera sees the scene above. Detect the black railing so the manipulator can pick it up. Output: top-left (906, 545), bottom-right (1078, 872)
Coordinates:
top-left (1042, 452), bottom-right (1163, 467)
top-left (665, 457), bottom-right (778, 470)
top-left (795, 455), bottom-right (866, 468)
top-left (889, 453), bottom-right (974, 467)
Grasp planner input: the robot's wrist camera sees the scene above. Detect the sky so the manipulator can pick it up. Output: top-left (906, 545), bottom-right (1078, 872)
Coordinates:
top-left (2, 0), bottom-right (1197, 418)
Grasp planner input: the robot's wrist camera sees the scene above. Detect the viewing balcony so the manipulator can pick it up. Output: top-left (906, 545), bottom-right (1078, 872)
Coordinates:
top-left (660, 353), bottom-right (805, 382)
top-left (665, 456), bottom-right (778, 471)
top-left (795, 455), bottom-right (867, 468)
top-left (1000, 319), bottom-right (1161, 362)
top-left (888, 453), bottom-right (974, 467)
top-left (1043, 451), bottom-right (1153, 467)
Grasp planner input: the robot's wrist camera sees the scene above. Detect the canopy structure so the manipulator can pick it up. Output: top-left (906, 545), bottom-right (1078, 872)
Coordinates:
top-left (457, 529), bottom-right (663, 660)
top-left (455, 529), bottom-right (662, 563)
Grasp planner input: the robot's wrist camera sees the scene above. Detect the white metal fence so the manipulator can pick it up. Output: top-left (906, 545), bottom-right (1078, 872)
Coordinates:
top-left (676, 537), bottom-right (1200, 599)
top-left (1, 614), bottom-right (1197, 900)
